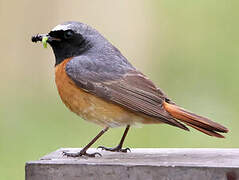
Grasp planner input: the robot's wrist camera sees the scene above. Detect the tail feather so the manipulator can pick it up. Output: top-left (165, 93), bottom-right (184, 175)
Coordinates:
top-left (163, 101), bottom-right (228, 138)
top-left (184, 122), bottom-right (224, 138)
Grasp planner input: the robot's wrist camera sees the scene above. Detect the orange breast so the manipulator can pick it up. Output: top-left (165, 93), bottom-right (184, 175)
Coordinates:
top-left (55, 58), bottom-right (160, 127)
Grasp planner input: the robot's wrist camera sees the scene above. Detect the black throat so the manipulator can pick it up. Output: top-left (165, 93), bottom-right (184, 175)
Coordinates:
top-left (51, 40), bottom-right (92, 66)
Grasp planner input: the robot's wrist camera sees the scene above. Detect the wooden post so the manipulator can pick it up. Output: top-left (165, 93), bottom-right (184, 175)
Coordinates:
top-left (26, 148), bottom-right (239, 180)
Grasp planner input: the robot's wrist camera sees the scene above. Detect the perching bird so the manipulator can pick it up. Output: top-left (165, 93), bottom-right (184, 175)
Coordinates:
top-left (32, 21), bottom-right (228, 157)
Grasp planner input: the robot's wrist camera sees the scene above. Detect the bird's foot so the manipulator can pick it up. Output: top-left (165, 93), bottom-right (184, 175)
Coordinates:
top-left (63, 150), bottom-right (102, 158)
top-left (98, 145), bottom-right (131, 153)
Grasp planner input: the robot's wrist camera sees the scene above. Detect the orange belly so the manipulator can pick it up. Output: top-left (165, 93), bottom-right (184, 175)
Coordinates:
top-left (55, 58), bottom-right (160, 127)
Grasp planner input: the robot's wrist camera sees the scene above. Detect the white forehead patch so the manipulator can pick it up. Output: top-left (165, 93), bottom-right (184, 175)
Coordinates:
top-left (51, 24), bottom-right (71, 31)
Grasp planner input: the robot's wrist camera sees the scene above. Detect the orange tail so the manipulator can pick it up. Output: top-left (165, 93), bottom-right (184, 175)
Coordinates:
top-left (163, 102), bottom-right (229, 138)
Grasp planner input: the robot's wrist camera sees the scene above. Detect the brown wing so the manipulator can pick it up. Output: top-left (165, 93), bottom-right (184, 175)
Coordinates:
top-left (65, 56), bottom-right (188, 130)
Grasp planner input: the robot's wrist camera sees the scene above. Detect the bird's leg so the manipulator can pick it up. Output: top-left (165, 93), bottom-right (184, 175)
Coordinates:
top-left (63, 127), bottom-right (109, 157)
top-left (98, 125), bottom-right (130, 153)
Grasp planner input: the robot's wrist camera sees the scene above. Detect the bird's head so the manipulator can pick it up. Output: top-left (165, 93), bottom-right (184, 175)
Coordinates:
top-left (32, 21), bottom-right (104, 66)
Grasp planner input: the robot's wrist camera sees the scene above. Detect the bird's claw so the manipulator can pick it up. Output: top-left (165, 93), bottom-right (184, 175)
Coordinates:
top-left (63, 151), bottom-right (102, 157)
top-left (98, 146), bottom-right (131, 153)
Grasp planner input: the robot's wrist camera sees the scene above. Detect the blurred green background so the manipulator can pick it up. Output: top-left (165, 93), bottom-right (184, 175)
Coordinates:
top-left (0, 0), bottom-right (238, 179)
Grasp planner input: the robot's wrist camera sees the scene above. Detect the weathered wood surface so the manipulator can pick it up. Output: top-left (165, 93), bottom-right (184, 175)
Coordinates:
top-left (26, 148), bottom-right (239, 180)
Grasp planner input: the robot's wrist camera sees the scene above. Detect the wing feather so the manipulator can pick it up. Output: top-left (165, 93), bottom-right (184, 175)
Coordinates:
top-left (66, 56), bottom-right (188, 130)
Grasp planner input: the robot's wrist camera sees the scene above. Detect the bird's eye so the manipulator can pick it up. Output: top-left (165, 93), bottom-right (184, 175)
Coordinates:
top-left (64, 30), bottom-right (74, 39)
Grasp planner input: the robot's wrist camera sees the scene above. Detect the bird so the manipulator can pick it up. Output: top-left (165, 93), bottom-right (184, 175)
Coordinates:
top-left (31, 21), bottom-right (228, 157)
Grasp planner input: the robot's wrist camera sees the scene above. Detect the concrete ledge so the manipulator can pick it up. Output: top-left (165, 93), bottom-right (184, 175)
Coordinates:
top-left (26, 148), bottom-right (239, 180)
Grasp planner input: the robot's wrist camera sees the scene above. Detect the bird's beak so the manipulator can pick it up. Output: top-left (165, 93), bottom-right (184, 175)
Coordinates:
top-left (31, 34), bottom-right (61, 47)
